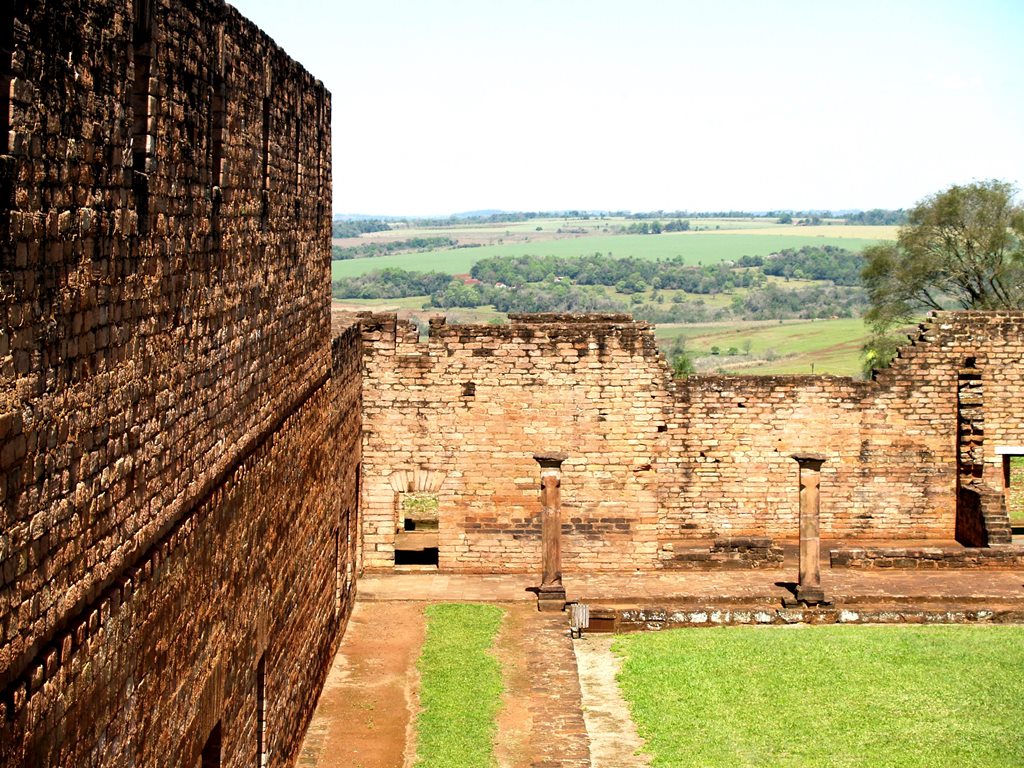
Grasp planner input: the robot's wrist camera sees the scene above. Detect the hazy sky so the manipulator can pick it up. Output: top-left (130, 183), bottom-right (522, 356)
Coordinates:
top-left (229, 0), bottom-right (1024, 215)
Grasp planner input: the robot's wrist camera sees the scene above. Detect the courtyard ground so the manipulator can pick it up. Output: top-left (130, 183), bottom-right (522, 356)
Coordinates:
top-left (299, 567), bottom-right (1024, 767)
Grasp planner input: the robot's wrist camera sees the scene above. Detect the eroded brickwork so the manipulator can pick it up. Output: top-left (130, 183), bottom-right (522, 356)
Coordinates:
top-left (1, 0), bottom-right (358, 765)
top-left (361, 311), bottom-right (1024, 573)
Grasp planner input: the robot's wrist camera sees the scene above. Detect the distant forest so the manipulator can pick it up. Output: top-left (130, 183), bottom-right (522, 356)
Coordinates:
top-left (333, 245), bottom-right (867, 323)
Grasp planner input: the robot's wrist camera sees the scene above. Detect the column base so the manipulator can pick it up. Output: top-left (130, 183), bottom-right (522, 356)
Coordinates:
top-left (536, 583), bottom-right (567, 612)
top-left (782, 585), bottom-right (830, 607)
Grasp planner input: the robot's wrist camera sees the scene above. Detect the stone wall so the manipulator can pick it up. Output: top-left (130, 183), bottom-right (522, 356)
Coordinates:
top-left (1, 0), bottom-right (357, 765)
top-left (360, 313), bottom-right (673, 572)
top-left (360, 311), bottom-right (1024, 573)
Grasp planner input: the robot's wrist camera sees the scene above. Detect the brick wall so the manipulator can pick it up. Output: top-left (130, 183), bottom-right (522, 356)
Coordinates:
top-left (361, 311), bottom-right (1024, 573)
top-left (360, 313), bottom-right (674, 572)
top-left (1, 0), bottom-right (360, 765)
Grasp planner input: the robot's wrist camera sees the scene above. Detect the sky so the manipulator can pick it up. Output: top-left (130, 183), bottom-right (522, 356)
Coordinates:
top-left (228, 0), bottom-right (1024, 216)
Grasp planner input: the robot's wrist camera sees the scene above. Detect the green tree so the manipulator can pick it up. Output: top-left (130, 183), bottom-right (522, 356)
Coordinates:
top-left (861, 180), bottom-right (1024, 369)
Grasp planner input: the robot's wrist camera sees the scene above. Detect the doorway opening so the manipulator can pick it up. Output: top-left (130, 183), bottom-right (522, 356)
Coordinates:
top-left (1000, 452), bottom-right (1024, 538)
top-left (198, 722), bottom-right (222, 768)
top-left (394, 492), bottom-right (439, 569)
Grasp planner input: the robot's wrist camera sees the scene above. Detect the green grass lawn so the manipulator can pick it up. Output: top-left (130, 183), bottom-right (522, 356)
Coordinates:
top-left (414, 603), bottom-right (504, 768)
top-left (614, 625), bottom-right (1024, 767)
top-left (332, 233), bottom-right (888, 279)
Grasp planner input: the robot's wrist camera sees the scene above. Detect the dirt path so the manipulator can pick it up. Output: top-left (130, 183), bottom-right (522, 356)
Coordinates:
top-left (574, 636), bottom-right (651, 767)
top-left (297, 602), bottom-right (425, 768)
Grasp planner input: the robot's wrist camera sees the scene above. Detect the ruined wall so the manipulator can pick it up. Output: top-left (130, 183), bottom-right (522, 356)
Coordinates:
top-left (0, 0), bottom-right (356, 765)
top-left (360, 314), bottom-right (673, 572)
top-left (361, 311), bottom-right (1024, 573)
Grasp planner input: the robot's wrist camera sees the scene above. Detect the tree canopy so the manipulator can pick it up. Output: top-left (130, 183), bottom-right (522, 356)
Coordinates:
top-left (862, 180), bottom-right (1024, 326)
top-left (860, 179), bottom-right (1024, 374)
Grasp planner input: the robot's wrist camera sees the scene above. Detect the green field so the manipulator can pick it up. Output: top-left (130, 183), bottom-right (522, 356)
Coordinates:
top-left (332, 233), bottom-right (887, 280)
top-left (656, 318), bottom-right (873, 376)
top-left (615, 625), bottom-right (1024, 767)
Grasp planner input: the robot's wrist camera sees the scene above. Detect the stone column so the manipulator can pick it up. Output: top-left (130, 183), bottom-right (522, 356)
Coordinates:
top-left (789, 453), bottom-right (828, 606)
top-left (534, 453), bottom-right (568, 611)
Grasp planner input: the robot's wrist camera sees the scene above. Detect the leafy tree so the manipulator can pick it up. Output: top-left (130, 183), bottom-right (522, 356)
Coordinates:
top-left (861, 180), bottom-right (1024, 369)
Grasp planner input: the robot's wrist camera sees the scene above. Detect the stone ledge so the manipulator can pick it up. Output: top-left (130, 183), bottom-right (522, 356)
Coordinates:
top-left (830, 546), bottom-right (1024, 569)
top-left (584, 604), bottom-right (1024, 632)
top-left (661, 537), bottom-right (784, 569)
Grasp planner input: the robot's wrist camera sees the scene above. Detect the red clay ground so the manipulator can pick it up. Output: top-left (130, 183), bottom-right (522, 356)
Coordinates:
top-left (296, 602), bottom-right (425, 768)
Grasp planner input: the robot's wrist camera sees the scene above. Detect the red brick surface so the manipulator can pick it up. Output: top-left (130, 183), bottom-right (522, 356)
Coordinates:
top-left (361, 312), bottom-right (1024, 573)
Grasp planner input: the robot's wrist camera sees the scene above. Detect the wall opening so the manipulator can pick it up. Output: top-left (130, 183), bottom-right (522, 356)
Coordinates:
top-left (260, 73), bottom-right (271, 229)
top-left (1003, 454), bottom-right (1024, 537)
top-left (209, 25), bottom-right (227, 206)
top-left (294, 105), bottom-right (302, 192)
top-left (334, 526), bottom-right (342, 619)
top-left (198, 722), bottom-right (222, 768)
top-left (315, 91), bottom-right (324, 223)
top-left (394, 492), bottom-right (439, 568)
top-left (256, 654), bottom-right (268, 768)
top-left (395, 548), bottom-right (439, 566)
top-left (210, 71), bottom-right (227, 230)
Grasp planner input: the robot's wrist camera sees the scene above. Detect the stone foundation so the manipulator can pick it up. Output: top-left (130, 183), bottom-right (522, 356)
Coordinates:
top-left (830, 545), bottom-right (1024, 570)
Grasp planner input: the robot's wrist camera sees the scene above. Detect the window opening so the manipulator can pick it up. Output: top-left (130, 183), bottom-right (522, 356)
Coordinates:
top-left (1004, 454), bottom-right (1024, 537)
top-left (260, 93), bottom-right (270, 228)
top-left (0, 7), bottom-right (14, 155)
top-left (131, 0), bottom-right (155, 234)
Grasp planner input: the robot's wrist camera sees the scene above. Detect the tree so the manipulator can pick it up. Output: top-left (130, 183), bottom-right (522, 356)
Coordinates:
top-left (861, 180), bottom-right (1024, 369)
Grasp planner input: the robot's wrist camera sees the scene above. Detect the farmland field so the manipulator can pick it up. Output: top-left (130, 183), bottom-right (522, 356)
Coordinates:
top-left (332, 231), bottom-right (890, 280)
top-left (656, 318), bottom-right (874, 377)
top-left (331, 218), bottom-right (899, 377)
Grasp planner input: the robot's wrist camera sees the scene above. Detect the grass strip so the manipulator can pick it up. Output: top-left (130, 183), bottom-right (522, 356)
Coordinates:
top-left (414, 603), bottom-right (504, 768)
top-left (614, 625), bottom-right (1024, 767)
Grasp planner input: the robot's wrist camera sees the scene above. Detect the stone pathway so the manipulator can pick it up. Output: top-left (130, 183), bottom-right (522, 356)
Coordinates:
top-left (359, 568), bottom-right (1024, 607)
top-left (517, 611), bottom-right (591, 768)
top-left (297, 602), bottom-right (425, 768)
top-left (574, 635), bottom-right (651, 768)
top-left (491, 604), bottom-right (592, 768)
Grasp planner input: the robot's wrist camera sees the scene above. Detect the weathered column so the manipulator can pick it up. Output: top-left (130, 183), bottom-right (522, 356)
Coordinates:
top-left (534, 453), bottom-right (568, 611)
top-left (789, 453), bottom-right (828, 606)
